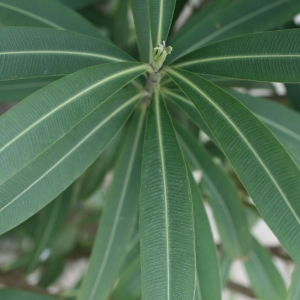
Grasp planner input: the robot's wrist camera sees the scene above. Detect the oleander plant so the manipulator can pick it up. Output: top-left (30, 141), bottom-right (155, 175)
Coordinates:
top-left (1, 0), bottom-right (300, 299)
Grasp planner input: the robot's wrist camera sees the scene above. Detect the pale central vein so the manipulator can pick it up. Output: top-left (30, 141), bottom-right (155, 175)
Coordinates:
top-left (155, 90), bottom-right (170, 299)
top-left (88, 105), bottom-right (145, 300)
top-left (168, 69), bottom-right (300, 225)
top-left (0, 65), bottom-right (145, 154)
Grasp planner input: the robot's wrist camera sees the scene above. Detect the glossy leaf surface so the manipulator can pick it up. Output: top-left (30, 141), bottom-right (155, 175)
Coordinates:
top-left (169, 0), bottom-right (300, 62)
top-left (0, 28), bottom-right (132, 81)
top-left (140, 89), bottom-right (196, 299)
top-left (0, 62), bottom-right (148, 234)
top-left (78, 106), bottom-right (146, 300)
top-left (244, 238), bottom-right (287, 300)
top-left (176, 122), bottom-right (250, 259)
top-left (0, 0), bottom-right (106, 40)
top-left (167, 67), bottom-right (300, 265)
top-left (173, 30), bottom-right (300, 82)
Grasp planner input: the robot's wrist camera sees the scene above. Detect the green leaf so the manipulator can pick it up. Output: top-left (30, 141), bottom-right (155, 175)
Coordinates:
top-left (168, 0), bottom-right (300, 62)
top-left (286, 84), bottom-right (300, 111)
top-left (111, 256), bottom-right (142, 300)
top-left (0, 28), bottom-right (133, 81)
top-left (0, 289), bottom-right (57, 300)
top-left (26, 185), bottom-right (74, 273)
top-left (0, 62), bottom-right (148, 234)
top-left (187, 168), bottom-right (222, 300)
top-left (140, 89), bottom-right (196, 299)
top-left (244, 238), bottom-right (287, 300)
top-left (147, 0), bottom-right (176, 46)
top-left (175, 122), bottom-right (250, 259)
top-left (166, 67), bottom-right (300, 265)
top-left (0, 0), bottom-right (107, 40)
top-left (131, 0), bottom-right (153, 62)
top-left (173, 29), bottom-right (300, 83)
top-left (220, 251), bottom-right (232, 287)
top-left (227, 90), bottom-right (300, 167)
top-left (286, 265), bottom-right (300, 300)
top-left (78, 106), bottom-right (146, 300)
top-left (59, 0), bottom-right (97, 9)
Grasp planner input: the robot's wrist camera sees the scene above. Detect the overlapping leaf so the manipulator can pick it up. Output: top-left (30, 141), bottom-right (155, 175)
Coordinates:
top-left (286, 265), bottom-right (300, 300)
top-left (175, 122), bottom-right (250, 259)
top-left (168, 0), bottom-right (300, 62)
top-left (173, 30), bottom-right (300, 82)
top-left (78, 106), bottom-right (146, 300)
top-left (0, 28), bottom-right (133, 81)
top-left (140, 89), bottom-right (195, 299)
top-left (0, 62), bottom-right (148, 234)
top-left (166, 67), bottom-right (300, 265)
top-left (0, 289), bottom-right (56, 300)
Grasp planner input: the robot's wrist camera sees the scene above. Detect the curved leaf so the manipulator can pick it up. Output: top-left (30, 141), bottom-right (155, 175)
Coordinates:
top-left (244, 238), bottom-right (287, 300)
top-left (148, 0), bottom-right (176, 46)
top-left (0, 0), bottom-right (107, 40)
top-left (169, 0), bottom-right (300, 62)
top-left (140, 89), bottom-right (196, 299)
top-left (220, 251), bottom-right (232, 287)
top-left (0, 289), bottom-right (57, 300)
top-left (131, 0), bottom-right (152, 63)
top-left (173, 29), bottom-right (300, 83)
top-left (0, 28), bottom-right (133, 81)
top-left (175, 122), bottom-right (251, 259)
top-left (166, 67), bottom-right (300, 265)
top-left (187, 168), bottom-right (222, 300)
top-left (0, 62), bottom-right (148, 234)
top-left (286, 265), bottom-right (300, 300)
top-left (228, 90), bottom-right (300, 167)
top-left (78, 106), bottom-right (145, 300)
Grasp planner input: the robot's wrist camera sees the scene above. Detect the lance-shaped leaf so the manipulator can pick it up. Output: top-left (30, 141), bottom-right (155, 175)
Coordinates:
top-left (187, 168), bottom-right (222, 300)
top-left (168, 0), bottom-right (300, 62)
top-left (0, 62), bottom-right (148, 234)
top-left (166, 67), bottom-right (300, 265)
top-left (244, 238), bottom-right (287, 300)
top-left (0, 28), bottom-right (133, 81)
top-left (175, 122), bottom-right (250, 259)
top-left (111, 256), bottom-right (142, 300)
top-left (131, 0), bottom-right (153, 62)
top-left (78, 106), bottom-right (146, 300)
top-left (0, 289), bottom-right (57, 300)
top-left (0, 0), bottom-right (107, 40)
top-left (228, 90), bottom-right (300, 167)
top-left (286, 84), bottom-right (300, 112)
top-left (286, 265), bottom-right (300, 300)
top-left (140, 89), bottom-right (196, 299)
top-left (147, 0), bottom-right (176, 46)
top-left (220, 251), bottom-right (232, 287)
top-left (173, 30), bottom-right (300, 83)
top-left (26, 185), bottom-right (74, 274)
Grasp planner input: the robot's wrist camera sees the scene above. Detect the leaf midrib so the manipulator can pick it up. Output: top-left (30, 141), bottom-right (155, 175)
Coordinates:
top-left (87, 107), bottom-right (145, 300)
top-left (0, 2), bottom-right (64, 29)
top-left (0, 94), bottom-right (141, 213)
top-left (155, 89), bottom-right (170, 299)
top-left (0, 65), bottom-right (146, 155)
top-left (168, 68), bottom-right (300, 226)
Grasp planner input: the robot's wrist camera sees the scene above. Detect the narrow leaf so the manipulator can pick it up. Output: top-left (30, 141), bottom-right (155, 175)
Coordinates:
top-left (169, 0), bottom-right (300, 62)
top-left (220, 251), bottom-right (232, 287)
top-left (0, 0), bottom-right (107, 40)
top-left (131, 0), bottom-right (153, 62)
top-left (175, 122), bottom-right (251, 259)
top-left (140, 89), bottom-right (196, 299)
top-left (286, 265), bottom-right (300, 300)
top-left (244, 238), bottom-right (287, 300)
top-left (187, 168), bottom-right (222, 300)
top-left (148, 0), bottom-right (176, 46)
top-left (0, 289), bottom-right (57, 300)
top-left (228, 90), bottom-right (300, 167)
top-left (166, 67), bottom-right (300, 265)
top-left (78, 106), bottom-right (146, 300)
top-left (173, 29), bottom-right (300, 83)
top-left (0, 28), bottom-right (133, 81)
top-left (0, 62), bottom-right (148, 234)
